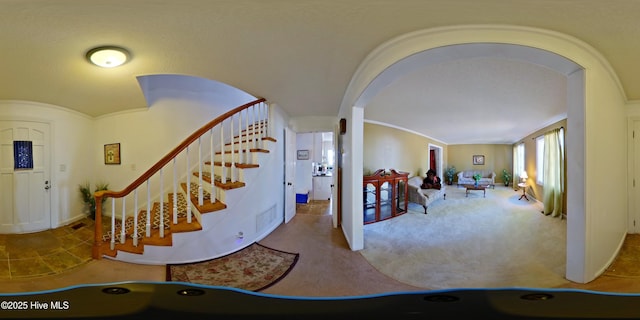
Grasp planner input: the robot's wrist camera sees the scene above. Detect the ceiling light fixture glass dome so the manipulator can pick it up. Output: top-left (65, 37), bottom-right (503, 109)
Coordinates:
top-left (86, 46), bottom-right (130, 68)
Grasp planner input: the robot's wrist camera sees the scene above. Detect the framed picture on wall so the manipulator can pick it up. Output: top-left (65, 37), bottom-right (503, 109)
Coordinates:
top-left (297, 150), bottom-right (310, 160)
top-left (104, 143), bottom-right (121, 165)
top-left (472, 154), bottom-right (485, 165)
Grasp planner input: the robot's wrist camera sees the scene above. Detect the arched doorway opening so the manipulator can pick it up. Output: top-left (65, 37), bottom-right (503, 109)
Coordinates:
top-left (340, 25), bottom-right (627, 284)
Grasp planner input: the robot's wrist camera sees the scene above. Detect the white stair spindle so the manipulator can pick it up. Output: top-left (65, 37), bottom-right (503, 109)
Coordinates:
top-left (110, 198), bottom-right (116, 250)
top-left (257, 102), bottom-right (264, 149)
top-left (238, 112), bottom-right (244, 162)
top-left (266, 102), bottom-right (271, 138)
top-left (262, 102), bottom-right (267, 148)
top-left (220, 121), bottom-right (226, 183)
top-left (231, 115), bottom-right (236, 183)
top-left (159, 169), bottom-right (164, 238)
top-left (236, 112), bottom-right (243, 165)
top-left (210, 127), bottom-right (214, 204)
top-left (252, 105), bottom-right (258, 149)
top-left (186, 147), bottom-right (192, 223)
top-left (245, 108), bottom-right (250, 164)
top-left (120, 198), bottom-right (126, 244)
top-left (173, 158), bottom-right (178, 224)
top-left (146, 180), bottom-right (151, 237)
top-left (133, 189), bottom-right (138, 247)
top-left (198, 137), bottom-right (203, 206)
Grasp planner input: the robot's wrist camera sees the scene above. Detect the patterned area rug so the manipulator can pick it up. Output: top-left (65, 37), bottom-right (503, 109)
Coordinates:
top-left (166, 243), bottom-right (299, 291)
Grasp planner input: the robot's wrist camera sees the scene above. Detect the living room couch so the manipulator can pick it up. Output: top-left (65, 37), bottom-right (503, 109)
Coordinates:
top-left (407, 176), bottom-right (446, 214)
top-left (457, 170), bottom-right (496, 187)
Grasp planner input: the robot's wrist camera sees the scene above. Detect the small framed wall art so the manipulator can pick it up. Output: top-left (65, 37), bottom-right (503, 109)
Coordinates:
top-left (472, 154), bottom-right (485, 165)
top-left (339, 118), bottom-right (346, 135)
top-left (104, 143), bottom-right (121, 165)
top-left (297, 150), bottom-right (310, 160)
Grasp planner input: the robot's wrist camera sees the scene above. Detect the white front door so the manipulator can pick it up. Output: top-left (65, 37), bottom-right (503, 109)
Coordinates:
top-left (0, 120), bottom-right (51, 233)
top-left (284, 127), bottom-right (296, 223)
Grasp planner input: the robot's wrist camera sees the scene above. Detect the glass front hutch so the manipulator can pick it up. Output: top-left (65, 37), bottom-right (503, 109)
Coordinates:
top-left (363, 169), bottom-right (409, 224)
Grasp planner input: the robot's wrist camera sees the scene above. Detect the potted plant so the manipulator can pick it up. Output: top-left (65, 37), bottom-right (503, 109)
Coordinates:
top-left (502, 169), bottom-right (512, 186)
top-left (473, 173), bottom-right (481, 187)
top-left (79, 181), bottom-right (109, 220)
top-left (445, 166), bottom-right (456, 185)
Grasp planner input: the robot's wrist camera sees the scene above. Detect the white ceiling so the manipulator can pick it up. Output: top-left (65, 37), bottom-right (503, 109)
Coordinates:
top-left (2, 1), bottom-right (639, 144)
top-left (363, 43), bottom-right (577, 144)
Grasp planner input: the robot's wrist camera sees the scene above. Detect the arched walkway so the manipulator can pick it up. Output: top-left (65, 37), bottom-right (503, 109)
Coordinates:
top-left (339, 25), bottom-right (628, 283)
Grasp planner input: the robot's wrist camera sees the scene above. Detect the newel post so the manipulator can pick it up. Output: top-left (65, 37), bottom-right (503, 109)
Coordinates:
top-left (92, 191), bottom-right (105, 260)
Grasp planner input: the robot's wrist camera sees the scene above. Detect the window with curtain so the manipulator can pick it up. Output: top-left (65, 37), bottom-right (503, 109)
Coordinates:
top-left (513, 142), bottom-right (524, 185)
top-left (542, 127), bottom-right (565, 218)
top-left (536, 136), bottom-right (544, 185)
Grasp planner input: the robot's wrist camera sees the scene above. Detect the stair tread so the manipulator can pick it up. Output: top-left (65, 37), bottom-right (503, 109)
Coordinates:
top-left (181, 182), bottom-right (227, 213)
top-left (193, 171), bottom-right (246, 190)
top-left (207, 161), bottom-right (259, 168)
top-left (215, 148), bottom-right (270, 154)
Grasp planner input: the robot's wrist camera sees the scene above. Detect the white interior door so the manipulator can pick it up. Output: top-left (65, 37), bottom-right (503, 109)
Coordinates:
top-left (284, 126), bottom-right (296, 223)
top-left (0, 120), bottom-right (51, 233)
top-left (632, 120), bottom-right (640, 233)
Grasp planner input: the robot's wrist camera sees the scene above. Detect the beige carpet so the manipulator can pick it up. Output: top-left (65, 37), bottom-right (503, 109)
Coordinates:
top-left (360, 185), bottom-right (568, 290)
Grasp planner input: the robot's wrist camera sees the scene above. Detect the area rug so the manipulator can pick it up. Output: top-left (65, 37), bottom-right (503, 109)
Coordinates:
top-left (166, 243), bottom-right (299, 291)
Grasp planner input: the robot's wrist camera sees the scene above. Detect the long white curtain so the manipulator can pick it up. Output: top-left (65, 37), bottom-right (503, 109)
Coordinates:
top-left (513, 143), bottom-right (524, 189)
top-left (542, 128), bottom-right (564, 218)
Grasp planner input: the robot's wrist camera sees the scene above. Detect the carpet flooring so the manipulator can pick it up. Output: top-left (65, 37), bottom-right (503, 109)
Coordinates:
top-left (360, 185), bottom-right (568, 289)
top-left (166, 242), bottom-right (299, 291)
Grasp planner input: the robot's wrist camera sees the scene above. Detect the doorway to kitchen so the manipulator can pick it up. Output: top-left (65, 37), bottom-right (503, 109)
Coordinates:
top-left (295, 131), bottom-right (334, 216)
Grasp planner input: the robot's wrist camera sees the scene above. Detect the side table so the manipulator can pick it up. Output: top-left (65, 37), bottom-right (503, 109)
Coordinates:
top-left (517, 182), bottom-right (529, 201)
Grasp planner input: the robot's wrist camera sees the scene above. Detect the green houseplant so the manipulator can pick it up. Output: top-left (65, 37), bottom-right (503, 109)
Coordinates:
top-left (445, 166), bottom-right (456, 185)
top-left (79, 182), bottom-right (109, 220)
top-left (472, 173), bottom-right (481, 186)
top-left (502, 169), bottom-right (512, 186)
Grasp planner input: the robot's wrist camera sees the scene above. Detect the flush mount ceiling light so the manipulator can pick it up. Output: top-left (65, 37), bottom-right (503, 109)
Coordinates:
top-left (86, 46), bottom-right (130, 68)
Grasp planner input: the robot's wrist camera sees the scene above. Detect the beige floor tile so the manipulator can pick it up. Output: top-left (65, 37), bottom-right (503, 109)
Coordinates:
top-left (10, 257), bottom-right (55, 278)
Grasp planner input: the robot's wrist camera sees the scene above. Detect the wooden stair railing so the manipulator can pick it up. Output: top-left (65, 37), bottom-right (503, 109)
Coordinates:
top-left (92, 98), bottom-right (270, 259)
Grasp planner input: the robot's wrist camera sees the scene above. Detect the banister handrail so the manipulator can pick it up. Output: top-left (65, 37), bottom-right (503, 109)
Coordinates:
top-left (92, 97), bottom-right (266, 259)
top-left (96, 97), bottom-right (265, 199)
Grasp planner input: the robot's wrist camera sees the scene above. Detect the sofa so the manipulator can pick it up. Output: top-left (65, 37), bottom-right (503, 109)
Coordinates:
top-left (407, 176), bottom-right (446, 214)
top-left (457, 170), bottom-right (496, 187)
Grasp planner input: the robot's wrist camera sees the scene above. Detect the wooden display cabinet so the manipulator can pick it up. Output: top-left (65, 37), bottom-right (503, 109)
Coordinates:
top-left (363, 169), bottom-right (409, 224)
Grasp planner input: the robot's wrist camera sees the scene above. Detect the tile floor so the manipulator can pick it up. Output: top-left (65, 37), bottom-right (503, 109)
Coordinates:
top-left (0, 218), bottom-right (94, 279)
top-left (0, 201), bottom-right (332, 280)
top-left (295, 199), bottom-right (331, 215)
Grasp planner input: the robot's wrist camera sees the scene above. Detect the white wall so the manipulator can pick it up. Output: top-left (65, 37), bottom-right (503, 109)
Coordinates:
top-left (335, 107), bottom-right (364, 250)
top-left (0, 100), bottom-right (94, 227)
top-left (290, 116), bottom-right (338, 133)
top-left (93, 75), bottom-right (256, 190)
top-left (295, 132), bottom-right (313, 194)
top-left (577, 61), bottom-right (627, 281)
